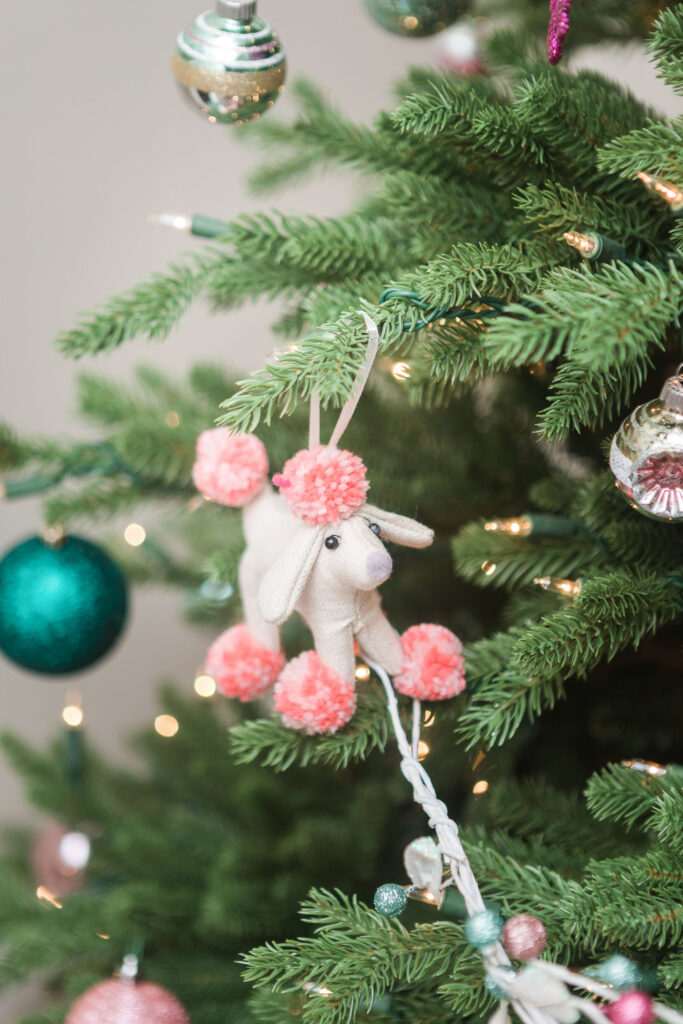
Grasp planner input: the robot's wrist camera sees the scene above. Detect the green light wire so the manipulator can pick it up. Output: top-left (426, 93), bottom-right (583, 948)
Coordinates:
top-left (378, 288), bottom-right (508, 331)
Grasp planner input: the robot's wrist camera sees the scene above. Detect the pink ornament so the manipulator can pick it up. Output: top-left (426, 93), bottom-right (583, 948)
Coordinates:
top-left (394, 624), bottom-right (466, 701)
top-left (274, 445), bottom-right (369, 525)
top-left (32, 820), bottom-right (84, 898)
top-left (274, 650), bottom-right (357, 733)
top-left (66, 977), bottom-right (189, 1024)
top-left (502, 914), bottom-right (547, 960)
top-left (606, 992), bottom-right (655, 1024)
top-left (547, 0), bottom-right (571, 64)
top-left (205, 623), bottom-right (284, 700)
top-left (193, 429), bottom-right (268, 507)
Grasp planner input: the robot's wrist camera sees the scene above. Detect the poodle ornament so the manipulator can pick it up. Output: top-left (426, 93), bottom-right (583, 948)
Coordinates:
top-left (193, 314), bottom-right (466, 734)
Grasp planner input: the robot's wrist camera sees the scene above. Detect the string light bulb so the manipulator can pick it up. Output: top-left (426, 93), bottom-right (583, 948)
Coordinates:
top-left (154, 714), bottom-right (179, 738)
top-left (484, 516), bottom-right (532, 537)
top-left (533, 576), bottom-right (582, 597)
top-left (124, 522), bottom-right (146, 547)
top-left (194, 672), bottom-right (216, 698)
top-left (472, 780), bottom-right (489, 795)
top-left (637, 172), bottom-right (683, 213)
top-left (148, 212), bottom-right (232, 237)
top-left (620, 758), bottom-right (667, 777)
top-left (62, 692), bottom-right (84, 729)
top-left (417, 740), bottom-right (430, 761)
top-left (355, 664), bottom-right (371, 681)
top-left (481, 561), bottom-right (497, 576)
top-left (562, 230), bottom-right (627, 261)
top-left (391, 362), bottom-right (411, 381)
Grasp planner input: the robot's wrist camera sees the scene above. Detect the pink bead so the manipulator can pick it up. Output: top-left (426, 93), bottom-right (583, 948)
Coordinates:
top-left (66, 978), bottom-right (189, 1024)
top-left (606, 992), bottom-right (655, 1024)
top-left (502, 914), bottom-right (547, 960)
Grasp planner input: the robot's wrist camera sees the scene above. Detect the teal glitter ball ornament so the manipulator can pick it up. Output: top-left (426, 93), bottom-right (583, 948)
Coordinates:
top-left (172, 0), bottom-right (286, 125)
top-left (374, 883), bottom-right (407, 917)
top-left (363, 0), bottom-right (463, 37)
top-left (0, 533), bottom-right (128, 675)
top-left (593, 956), bottom-right (643, 991)
top-left (464, 909), bottom-right (504, 947)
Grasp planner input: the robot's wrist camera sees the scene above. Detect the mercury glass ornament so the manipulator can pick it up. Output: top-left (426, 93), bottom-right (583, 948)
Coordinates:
top-left (172, 0), bottom-right (286, 124)
top-left (0, 533), bottom-right (128, 675)
top-left (609, 366), bottom-right (683, 522)
top-left (363, 0), bottom-right (463, 37)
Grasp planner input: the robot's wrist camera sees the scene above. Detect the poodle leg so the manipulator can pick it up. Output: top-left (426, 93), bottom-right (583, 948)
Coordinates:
top-left (274, 625), bottom-right (356, 734)
top-left (355, 590), bottom-right (404, 676)
top-left (204, 553), bottom-right (284, 701)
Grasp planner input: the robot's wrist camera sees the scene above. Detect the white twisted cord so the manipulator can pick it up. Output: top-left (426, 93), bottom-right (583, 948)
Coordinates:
top-left (368, 662), bottom-right (682, 1024)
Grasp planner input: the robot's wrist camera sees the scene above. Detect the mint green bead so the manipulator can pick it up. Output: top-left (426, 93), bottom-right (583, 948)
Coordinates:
top-left (464, 910), bottom-right (504, 947)
top-left (374, 884), bottom-right (407, 918)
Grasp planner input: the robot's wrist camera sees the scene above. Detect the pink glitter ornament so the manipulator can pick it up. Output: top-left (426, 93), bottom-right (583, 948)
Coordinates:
top-left (502, 914), bottom-right (547, 960)
top-left (66, 977), bottom-right (189, 1024)
top-left (193, 429), bottom-right (268, 507)
top-left (274, 445), bottom-right (369, 525)
top-left (606, 992), bottom-right (655, 1024)
top-left (547, 0), bottom-right (571, 64)
top-left (205, 623), bottom-right (285, 701)
top-left (274, 650), bottom-right (357, 733)
top-left (394, 624), bottom-right (466, 700)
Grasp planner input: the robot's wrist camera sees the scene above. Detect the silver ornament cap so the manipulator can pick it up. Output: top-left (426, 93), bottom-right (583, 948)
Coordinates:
top-left (609, 366), bottom-right (683, 522)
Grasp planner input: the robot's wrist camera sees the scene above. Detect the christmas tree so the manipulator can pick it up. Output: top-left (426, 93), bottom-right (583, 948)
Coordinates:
top-left (0, 0), bottom-right (682, 1022)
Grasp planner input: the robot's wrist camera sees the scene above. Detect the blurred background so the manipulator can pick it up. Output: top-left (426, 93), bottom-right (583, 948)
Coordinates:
top-left (0, 0), bottom-right (680, 1015)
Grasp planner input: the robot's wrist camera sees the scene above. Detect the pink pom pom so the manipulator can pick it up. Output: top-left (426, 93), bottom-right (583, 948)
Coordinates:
top-left (275, 445), bottom-right (369, 525)
top-left (394, 624), bottom-right (466, 701)
top-left (193, 429), bottom-right (268, 507)
top-left (502, 914), bottom-right (547, 960)
top-left (606, 993), bottom-right (655, 1024)
top-left (274, 651), bottom-right (356, 733)
top-left (205, 624), bottom-right (284, 701)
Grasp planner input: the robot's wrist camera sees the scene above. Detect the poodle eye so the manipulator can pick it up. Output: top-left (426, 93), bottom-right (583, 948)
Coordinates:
top-left (368, 522), bottom-right (381, 536)
top-left (325, 535), bottom-right (340, 550)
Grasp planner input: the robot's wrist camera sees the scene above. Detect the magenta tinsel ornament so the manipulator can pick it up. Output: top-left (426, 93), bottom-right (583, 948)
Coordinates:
top-left (502, 914), bottom-right (547, 960)
top-left (606, 992), bottom-right (655, 1024)
top-left (66, 977), bottom-right (190, 1024)
top-left (547, 0), bottom-right (571, 64)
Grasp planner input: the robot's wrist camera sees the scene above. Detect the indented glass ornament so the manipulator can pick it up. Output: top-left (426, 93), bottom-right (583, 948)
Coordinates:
top-left (172, 0), bottom-right (286, 124)
top-left (609, 366), bottom-right (683, 522)
top-left (363, 0), bottom-right (463, 37)
top-left (0, 533), bottom-right (128, 675)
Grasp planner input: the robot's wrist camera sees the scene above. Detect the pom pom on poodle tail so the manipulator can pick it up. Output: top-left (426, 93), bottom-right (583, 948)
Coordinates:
top-left (192, 428), bottom-right (269, 507)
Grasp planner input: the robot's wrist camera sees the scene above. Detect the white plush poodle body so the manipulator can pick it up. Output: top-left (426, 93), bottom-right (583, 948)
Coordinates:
top-left (241, 482), bottom-right (433, 683)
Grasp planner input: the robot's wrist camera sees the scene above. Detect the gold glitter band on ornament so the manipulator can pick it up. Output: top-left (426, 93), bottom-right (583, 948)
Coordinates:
top-left (171, 53), bottom-right (286, 96)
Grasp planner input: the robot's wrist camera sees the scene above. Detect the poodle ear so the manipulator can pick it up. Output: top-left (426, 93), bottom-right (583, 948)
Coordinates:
top-left (257, 525), bottom-right (325, 624)
top-left (361, 504), bottom-right (434, 549)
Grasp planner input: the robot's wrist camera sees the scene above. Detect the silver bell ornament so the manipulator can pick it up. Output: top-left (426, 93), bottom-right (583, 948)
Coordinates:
top-left (172, 0), bottom-right (286, 125)
top-left (609, 365), bottom-right (683, 522)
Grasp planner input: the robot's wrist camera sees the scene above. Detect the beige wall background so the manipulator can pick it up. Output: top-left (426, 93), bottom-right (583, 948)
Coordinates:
top-left (0, 0), bottom-right (680, 1016)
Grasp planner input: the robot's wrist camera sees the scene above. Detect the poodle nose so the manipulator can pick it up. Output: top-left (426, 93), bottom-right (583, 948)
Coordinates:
top-left (367, 551), bottom-right (392, 581)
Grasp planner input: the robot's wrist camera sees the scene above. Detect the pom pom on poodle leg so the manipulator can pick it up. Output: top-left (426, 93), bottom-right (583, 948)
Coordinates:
top-left (274, 651), bottom-right (356, 734)
top-left (205, 623), bottom-right (285, 701)
top-left (394, 624), bottom-right (466, 701)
